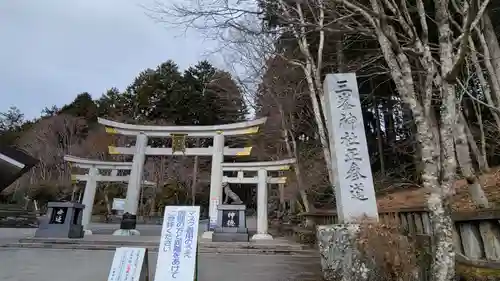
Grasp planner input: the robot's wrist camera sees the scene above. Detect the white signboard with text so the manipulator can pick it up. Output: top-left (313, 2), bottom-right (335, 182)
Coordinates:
top-left (154, 205), bottom-right (201, 281)
top-left (209, 197), bottom-right (219, 228)
top-left (112, 198), bottom-right (126, 211)
top-left (107, 247), bottom-right (149, 281)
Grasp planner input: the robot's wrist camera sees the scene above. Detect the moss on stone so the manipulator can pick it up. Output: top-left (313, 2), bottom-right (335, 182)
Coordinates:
top-left (457, 261), bottom-right (500, 280)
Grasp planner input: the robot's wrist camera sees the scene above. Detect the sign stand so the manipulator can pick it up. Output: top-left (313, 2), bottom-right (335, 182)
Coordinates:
top-left (107, 247), bottom-right (149, 281)
top-left (154, 206), bottom-right (201, 281)
top-left (194, 247), bottom-right (199, 281)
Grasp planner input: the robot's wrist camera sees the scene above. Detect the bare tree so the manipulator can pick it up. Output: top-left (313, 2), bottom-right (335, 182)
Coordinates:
top-left (152, 0), bottom-right (494, 280)
top-left (323, 0), bottom-right (489, 280)
top-left (153, 0), bottom-right (337, 189)
top-left (12, 114), bottom-right (88, 203)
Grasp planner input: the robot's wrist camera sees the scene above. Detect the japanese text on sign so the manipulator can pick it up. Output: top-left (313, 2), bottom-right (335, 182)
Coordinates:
top-left (107, 247), bottom-right (148, 281)
top-left (155, 206), bottom-right (200, 281)
top-left (184, 211), bottom-right (196, 259)
top-left (171, 210), bottom-right (186, 279)
top-left (336, 79), bottom-right (368, 201)
top-left (162, 214), bottom-right (176, 252)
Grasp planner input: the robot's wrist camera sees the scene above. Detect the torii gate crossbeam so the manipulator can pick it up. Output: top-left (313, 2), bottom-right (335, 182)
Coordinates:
top-left (99, 117), bottom-right (267, 236)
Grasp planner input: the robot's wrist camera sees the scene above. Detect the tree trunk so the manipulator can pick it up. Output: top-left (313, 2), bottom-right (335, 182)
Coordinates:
top-left (103, 187), bottom-right (112, 215)
top-left (277, 103), bottom-right (313, 213)
top-left (71, 183), bottom-right (77, 202)
top-left (471, 101), bottom-right (490, 172)
top-left (463, 106), bottom-right (489, 172)
top-left (483, 13), bottom-right (500, 88)
top-left (372, 80), bottom-right (385, 175)
top-left (469, 38), bottom-right (500, 131)
top-left (286, 128), bottom-right (314, 212)
top-left (476, 29), bottom-right (500, 109)
top-left (456, 113), bottom-right (490, 208)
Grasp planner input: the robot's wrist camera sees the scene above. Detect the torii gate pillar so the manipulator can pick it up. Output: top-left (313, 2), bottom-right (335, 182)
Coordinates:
top-left (208, 133), bottom-right (224, 230)
top-left (81, 167), bottom-right (98, 234)
top-left (124, 133), bottom-right (148, 216)
top-left (253, 168), bottom-right (273, 240)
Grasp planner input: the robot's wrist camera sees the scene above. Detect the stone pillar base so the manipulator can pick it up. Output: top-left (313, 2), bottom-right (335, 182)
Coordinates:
top-left (251, 233), bottom-right (273, 240)
top-left (202, 231), bottom-right (213, 239)
top-left (112, 229), bottom-right (141, 236)
top-left (316, 224), bottom-right (371, 281)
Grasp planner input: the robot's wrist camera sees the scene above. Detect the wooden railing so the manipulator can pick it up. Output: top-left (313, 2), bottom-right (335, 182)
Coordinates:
top-left (299, 208), bottom-right (500, 263)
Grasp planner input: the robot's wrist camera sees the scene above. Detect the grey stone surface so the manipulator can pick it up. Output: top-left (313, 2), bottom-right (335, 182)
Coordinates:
top-left (0, 217), bottom-right (312, 256)
top-left (323, 73), bottom-right (378, 222)
top-left (217, 204), bottom-right (247, 231)
top-left (317, 224), bottom-right (370, 281)
top-left (35, 202), bottom-right (84, 238)
top-left (0, 217), bottom-right (236, 242)
top-left (212, 232), bottom-right (250, 242)
top-left (213, 205), bottom-right (249, 242)
top-left (0, 248), bottom-right (322, 281)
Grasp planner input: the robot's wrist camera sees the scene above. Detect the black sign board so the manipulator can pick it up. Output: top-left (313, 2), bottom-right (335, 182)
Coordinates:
top-left (120, 212), bottom-right (137, 230)
top-left (221, 210), bottom-right (240, 228)
top-left (49, 207), bottom-right (67, 224)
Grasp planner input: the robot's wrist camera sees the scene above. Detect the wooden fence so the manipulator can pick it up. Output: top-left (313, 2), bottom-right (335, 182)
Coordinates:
top-left (300, 208), bottom-right (500, 263)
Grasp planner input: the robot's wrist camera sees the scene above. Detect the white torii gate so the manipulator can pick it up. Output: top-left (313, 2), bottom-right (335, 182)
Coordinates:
top-left (64, 155), bottom-right (154, 235)
top-left (220, 158), bottom-right (295, 240)
top-left (98, 117), bottom-right (267, 233)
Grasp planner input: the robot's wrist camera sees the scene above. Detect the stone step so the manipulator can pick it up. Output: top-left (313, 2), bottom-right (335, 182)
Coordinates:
top-left (0, 242), bottom-right (318, 256)
top-left (18, 237), bottom-right (308, 249)
top-left (1, 237), bottom-right (317, 256)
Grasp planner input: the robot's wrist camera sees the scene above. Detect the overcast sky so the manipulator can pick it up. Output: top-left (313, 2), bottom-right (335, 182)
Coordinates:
top-left (0, 0), bottom-right (220, 119)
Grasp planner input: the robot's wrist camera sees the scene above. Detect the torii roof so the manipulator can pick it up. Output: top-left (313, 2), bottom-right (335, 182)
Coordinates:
top-left (0, 145), bottom-right (38, 192)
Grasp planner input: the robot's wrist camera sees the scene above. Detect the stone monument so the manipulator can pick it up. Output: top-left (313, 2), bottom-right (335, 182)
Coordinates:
top-left (318, 73), bottom-right (379, 280)
top-left (212, 182), bottom-right (249, 242)
top-left (212, 204), bottom-right (249, 242)
top-left (35, 201), bottom-right (85, 239)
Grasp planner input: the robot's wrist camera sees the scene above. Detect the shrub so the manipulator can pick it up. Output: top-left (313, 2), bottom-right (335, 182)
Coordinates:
top-left (355, 221), bottom-right (422, 281)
